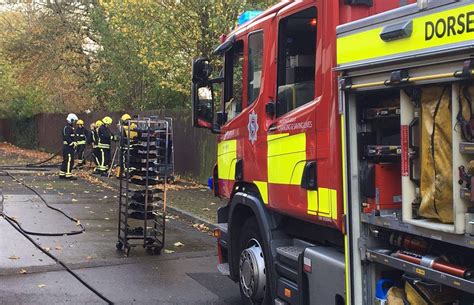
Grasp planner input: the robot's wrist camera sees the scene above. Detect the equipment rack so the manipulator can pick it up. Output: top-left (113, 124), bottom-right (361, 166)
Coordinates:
top-left (116, 118), bottom-right (170, 256)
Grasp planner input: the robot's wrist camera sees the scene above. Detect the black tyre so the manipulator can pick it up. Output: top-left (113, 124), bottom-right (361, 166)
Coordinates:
top-left (238, 217), bottom-right (272, 305)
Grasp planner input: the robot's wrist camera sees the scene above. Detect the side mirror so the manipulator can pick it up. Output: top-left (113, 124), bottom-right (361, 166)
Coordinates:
top-left (192, 84), bottom-right (214, 129)
top-left (192, 57), bottom-right (212, 83)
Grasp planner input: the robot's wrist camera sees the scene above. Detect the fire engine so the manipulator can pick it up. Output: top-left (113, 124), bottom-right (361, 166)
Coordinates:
top-left (191, 0), bottom-right (474, 304)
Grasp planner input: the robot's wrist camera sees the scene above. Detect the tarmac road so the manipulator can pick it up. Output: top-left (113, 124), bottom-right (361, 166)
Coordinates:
top-left (0, 169), bottom-right (241, 304)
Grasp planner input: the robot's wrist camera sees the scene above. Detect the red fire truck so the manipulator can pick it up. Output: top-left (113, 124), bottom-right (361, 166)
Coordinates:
top-left (191, 0), bottom-right (474, 304)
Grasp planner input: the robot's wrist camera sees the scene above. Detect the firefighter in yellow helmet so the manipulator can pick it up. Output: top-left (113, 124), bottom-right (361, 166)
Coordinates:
top-left (117, 114), bottom-right (138, 177)
top-left (75, 119), bottom-right (88, 166)
top-left (120, 113), bottom-right (138, 141)
top-left (91, 120), bottom-right (103, 174)
top-left (96, 116), bottom-right (115, 176)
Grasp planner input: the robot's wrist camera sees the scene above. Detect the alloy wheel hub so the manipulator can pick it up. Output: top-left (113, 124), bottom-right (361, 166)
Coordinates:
top-left (239, 239), bottom-right (266, 300)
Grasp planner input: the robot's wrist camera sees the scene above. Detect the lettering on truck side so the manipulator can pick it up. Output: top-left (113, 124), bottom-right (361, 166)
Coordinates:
top-left (425, 11), bottom-right (474, 40)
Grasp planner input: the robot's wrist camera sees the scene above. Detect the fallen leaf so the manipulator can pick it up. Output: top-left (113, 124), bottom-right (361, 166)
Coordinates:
top-left (19, 269), bottom-right (27, 274)
top-left (84, 206), bottom-right (90, 209)
top-left (43, 247), bottom-right (51, 252)
top-left (8, 255), bottom-right (20, 260)
top-left (173, 242), bottom-right (184, 247)
top-left (89, 211), bottom-right (95, 214)
top-left (71, 198), bottom-right (78, 202)
top-left (76, 220), bottom-right (81, 226)
top-left (192, 223), bottom-right (210, 233)
top-left (201, 208), bottom-right (210, 211)
top-left (103, 195), bottom-right (108, 199)
top-left (104, 217), bottom-right (109, 220)
top-left (55, 246), bottom-right (62, 250)
top-left (164, 249), bottom-right (175, 254)
top-left (86, 256), bottom-right (93, 260)
top-left (209, 202), bottom-right (216, 206)
top-left (84, 191), bottom-right (90, 194)
top-left (38, 284), bottom-right (46, 288)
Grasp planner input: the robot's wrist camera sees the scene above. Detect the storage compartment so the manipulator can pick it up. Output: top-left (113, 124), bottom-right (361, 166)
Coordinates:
top-left (401, 84), bottom-right (474, 233)
top-left (366, 261), bottom-right (474, 305)
top-left (346, 81), bottom-right (474, 305)
top-left (355, 90), bottom-right (403, 215)
top-left (365, 229), bottom-right (474, 303)
top-left (352, 84), bottom-right (474, 234)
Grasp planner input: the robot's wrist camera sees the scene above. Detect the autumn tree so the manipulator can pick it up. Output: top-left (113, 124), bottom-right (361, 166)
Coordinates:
top-left (0, 1), bottom-right (99, 115)
top-left (0, 0), bottom-right (278, 116)
top-left (92, 0), bottom-right (278, 111)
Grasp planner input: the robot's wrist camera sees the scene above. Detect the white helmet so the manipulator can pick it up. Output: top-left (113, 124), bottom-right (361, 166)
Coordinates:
top-left (66, 113), bottom-right (78, 124)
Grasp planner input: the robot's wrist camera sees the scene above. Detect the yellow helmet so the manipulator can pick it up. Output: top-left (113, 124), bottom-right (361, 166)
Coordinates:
top-left (76, 119), bottom-right (84, 126)
top-left (103, 116), bottom-right (113, 125)
top-left (121, 113), bottom-right (132, 123)
top-left (96, 120), bottom-right (104, 127)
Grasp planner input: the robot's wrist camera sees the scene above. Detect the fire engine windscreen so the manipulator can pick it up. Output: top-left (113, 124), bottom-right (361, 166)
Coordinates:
top-left (276, 7), bottom-right (317, 117)
top-left (419, 86), bottom-right (453, 223)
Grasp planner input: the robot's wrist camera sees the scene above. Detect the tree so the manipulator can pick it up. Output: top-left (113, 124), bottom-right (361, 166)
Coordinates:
top-left (92, 0), bottom-right (278, 110)
top-left (0, 1), bottom-right (99, 115)
top-left (0, 0), bottom-right (279, 116)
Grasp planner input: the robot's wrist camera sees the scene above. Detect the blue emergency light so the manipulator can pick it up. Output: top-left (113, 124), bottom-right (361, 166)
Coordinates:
top-left (238, 11), bottom-right (263, 25)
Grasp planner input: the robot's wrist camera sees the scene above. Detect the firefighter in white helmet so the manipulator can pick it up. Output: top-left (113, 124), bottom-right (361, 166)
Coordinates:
top-left (59, 113), bottom-right (78, 180)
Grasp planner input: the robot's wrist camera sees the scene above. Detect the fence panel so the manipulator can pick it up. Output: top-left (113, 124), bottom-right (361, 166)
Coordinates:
top-left (0, 110), bottom-right (216, 183)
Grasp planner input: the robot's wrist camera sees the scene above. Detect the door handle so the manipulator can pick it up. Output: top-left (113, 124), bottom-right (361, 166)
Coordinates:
top-left (301, 161), bottom-right (317, 190)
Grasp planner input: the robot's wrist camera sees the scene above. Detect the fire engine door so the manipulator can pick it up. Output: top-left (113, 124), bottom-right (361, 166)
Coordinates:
top-left (267, 6), bottom-right (320, 217)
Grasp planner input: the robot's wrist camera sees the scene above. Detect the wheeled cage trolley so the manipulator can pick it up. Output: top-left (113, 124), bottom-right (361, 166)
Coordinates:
top-left (116, 118), bottom-right (170, 256)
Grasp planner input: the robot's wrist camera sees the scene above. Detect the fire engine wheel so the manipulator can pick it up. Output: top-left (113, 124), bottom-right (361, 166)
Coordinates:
top-left (238, 218), bottom-right (271, 305)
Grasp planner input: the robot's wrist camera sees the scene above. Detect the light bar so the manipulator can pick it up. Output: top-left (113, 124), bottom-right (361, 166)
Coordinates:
top-left (238, 11), bottom-right (263, 25)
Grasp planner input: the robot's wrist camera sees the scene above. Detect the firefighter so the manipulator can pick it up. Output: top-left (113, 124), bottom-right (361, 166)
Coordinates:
top-left (59, 113), bottom-right (78, 180)
top-left (120, 113), bottom-right (138, 142)
top-left (75, 119), bottom-right (88, 166)
top-left (97, 116), bottom-right (115, 176)
top-left (118, 113), bottom-right (137, 177)
top-left (91, 120), bottom-right (103, 174)
top-left (88, 122), bottom-right (96, 147)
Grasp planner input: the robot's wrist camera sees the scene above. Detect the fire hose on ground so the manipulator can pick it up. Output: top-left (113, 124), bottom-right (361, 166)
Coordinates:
top-left (0, 169), bottom-right (113, 304)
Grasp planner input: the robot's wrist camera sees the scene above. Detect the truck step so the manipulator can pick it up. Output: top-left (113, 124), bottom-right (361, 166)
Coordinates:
top-left (275, 261), bottom-right (298, 282)
top-left (277, 246), bottom-right (304, 262)
top-left (274, 298), bottom-right (288, 305)
top-left (217, 263), bottom-right (230, 276)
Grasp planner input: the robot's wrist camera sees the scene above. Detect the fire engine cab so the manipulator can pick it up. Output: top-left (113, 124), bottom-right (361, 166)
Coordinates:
top-left (191, 0), bottom-right (474, 304)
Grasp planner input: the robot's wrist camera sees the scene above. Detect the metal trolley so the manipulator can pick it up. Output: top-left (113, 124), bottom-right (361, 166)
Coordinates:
top-left (149, 116), bottom-right (175, 182)
top-left (116, 118), bottom-right (170, 256)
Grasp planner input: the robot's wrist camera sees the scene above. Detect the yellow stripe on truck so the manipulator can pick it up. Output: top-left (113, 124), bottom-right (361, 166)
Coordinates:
top-left (337, 3), bottom-right (474, 65)
top-left (254, 181), bottom-right (268, 204)
top-left (267, 133), bottom-right (306, 184)
top-left (307, 188), bottom-right (338, 220)
top-left (341, 114), bottom-right (350, 304)
top-left (217, 139), bottom-right (237, 180)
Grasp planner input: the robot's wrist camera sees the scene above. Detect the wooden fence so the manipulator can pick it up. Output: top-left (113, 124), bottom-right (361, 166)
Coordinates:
top-left (0, 110), bottom-right (217, 183)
